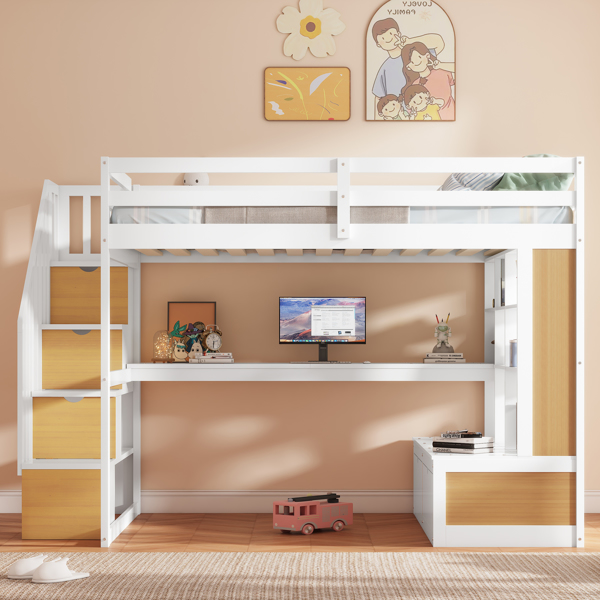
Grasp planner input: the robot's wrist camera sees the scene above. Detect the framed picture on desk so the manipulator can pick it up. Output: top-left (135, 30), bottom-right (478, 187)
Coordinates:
top-left (167, 302), bottom-right (217, 332)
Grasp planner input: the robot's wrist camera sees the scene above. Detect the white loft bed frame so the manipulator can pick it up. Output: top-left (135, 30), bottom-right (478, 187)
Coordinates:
top-left (18, 156), bottom-right (585, 548)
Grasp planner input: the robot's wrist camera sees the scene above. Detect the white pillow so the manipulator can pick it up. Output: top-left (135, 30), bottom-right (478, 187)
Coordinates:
top-left (439, 172), bottom-right (503, 191)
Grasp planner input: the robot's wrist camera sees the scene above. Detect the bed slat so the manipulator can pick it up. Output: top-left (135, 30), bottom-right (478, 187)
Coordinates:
top-left (136, 249), bottom-right (162, 256)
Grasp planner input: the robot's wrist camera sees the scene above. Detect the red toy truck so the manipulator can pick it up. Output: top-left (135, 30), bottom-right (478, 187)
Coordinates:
top-left (273, 493), bottom-right (353, 535)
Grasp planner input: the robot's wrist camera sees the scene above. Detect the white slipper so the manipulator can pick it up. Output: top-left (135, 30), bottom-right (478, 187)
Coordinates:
top-left (31, 557), bottom-right (89, 584)
top-left (7, 555), bottom-right (58, 580)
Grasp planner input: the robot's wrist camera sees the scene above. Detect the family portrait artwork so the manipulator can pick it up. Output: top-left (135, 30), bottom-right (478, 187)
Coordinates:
top-left (264, 67), bottom-right (350, 121)
top-left (366, 0), bottom-right (455, 121)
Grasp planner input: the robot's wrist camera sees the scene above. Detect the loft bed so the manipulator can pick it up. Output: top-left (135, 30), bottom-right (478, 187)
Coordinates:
top-left (18, 156), bottom-right (584, 548)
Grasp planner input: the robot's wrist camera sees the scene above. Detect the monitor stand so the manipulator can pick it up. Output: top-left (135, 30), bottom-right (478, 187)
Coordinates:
top-left (308, 343), bottom-right (330, 363)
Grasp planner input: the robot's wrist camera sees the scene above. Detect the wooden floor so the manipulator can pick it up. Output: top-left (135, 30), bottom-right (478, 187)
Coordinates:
top-left (1, 513), bottom-right (600, 552)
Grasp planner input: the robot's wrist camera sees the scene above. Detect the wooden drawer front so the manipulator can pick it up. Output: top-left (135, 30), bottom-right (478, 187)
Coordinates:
top-left (42, 330), bottom-right (122, 389)
top-left (33, 397), bottom-right (116, 459)
top-left (50, 266), bottom-right (128, 324)
top-left (22, 470), bottom-right (100, 539)
top-left (533, 249), bottom-right (576, 456)
top-left (446, 472), bottom-right (576, 526)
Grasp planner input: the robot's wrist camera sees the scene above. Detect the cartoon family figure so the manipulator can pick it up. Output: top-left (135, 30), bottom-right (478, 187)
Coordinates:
top-left (371, 18), bottom-right (455, 120)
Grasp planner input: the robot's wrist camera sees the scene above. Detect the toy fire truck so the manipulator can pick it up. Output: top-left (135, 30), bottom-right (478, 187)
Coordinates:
top-left (273, 493), bottom-right (353, 535)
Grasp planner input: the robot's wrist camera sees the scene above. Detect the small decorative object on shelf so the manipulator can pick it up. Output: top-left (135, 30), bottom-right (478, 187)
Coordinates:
top-left (169, 320), bottom-right (188, 362)
top-left (432, 313), bottom-right (454, 353)
top-left (151, 330), bottom-right (173, 363)
top-left (202, 324), bottom-right (223, 353)
top-left (183, 322), bottom-right (204, 352)
top-left (273, 493), bottom-right (353, 535)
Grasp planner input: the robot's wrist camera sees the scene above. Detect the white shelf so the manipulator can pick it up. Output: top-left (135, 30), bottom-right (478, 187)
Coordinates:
top-left (495, 365), bottom-right (517, 370)
top-left (31, 386), bottom-right (131, 398)
top-left (485, 304), bottom-right (517, 312)
top-left (42, 324), bottom-right (125, 330)
top-left (21, 448), bottom-right (134, 470)
top-left (125, 362), bottom-right (494, 383)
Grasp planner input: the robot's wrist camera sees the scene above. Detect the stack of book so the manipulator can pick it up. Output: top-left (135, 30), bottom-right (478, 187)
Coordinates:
top-left (432, 431), bottom-right (494, 454)
top-left (189, 352), bottom-right (234, 364)
top-left (423, 352), bottom-right (465, 363)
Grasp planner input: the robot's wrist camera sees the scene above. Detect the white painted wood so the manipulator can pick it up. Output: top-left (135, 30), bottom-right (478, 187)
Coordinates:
top-left (100, 157), bottom-right (112, 548)
top-left (109, 224), bottom-right (577, 252)
top-left (31, 386), bottom-right (131, 397)
top-left (110, 172), bottom-right (132, 191)
top-left (109, 157), bottom-right (337, 174)
top-left (41, 324), bottom-right (124, 330)
top-left (125, 363), bottom-right (495, 383)
top-left (337, 158), bottom-right (350, 239)
top-left (444, 526), bottom-right (576, 548)
top-left (575, 157), bottom-right (585, 547)
top-left (110, 502), bottom-right (141, 543)
top-left (352, 157), bottom-right (575, 174)
top-left (111, 187), bottom-right (337, 207)
top-left (516, 249), bottom-right (533, 457)
top-left (196, 249), bottom-right (219, 256)
top-left (413, 453), bottom-right (423, 525)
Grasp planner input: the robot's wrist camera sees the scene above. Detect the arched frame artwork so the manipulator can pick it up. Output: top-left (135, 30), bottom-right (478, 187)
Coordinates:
top-left (366, 1), bottom-right (455, 121)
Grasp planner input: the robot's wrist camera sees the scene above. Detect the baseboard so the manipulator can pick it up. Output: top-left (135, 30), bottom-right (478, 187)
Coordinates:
top-left (141, 490), bottom-right (414, 513)
top-left (2, 490), bottom-right (600, 514)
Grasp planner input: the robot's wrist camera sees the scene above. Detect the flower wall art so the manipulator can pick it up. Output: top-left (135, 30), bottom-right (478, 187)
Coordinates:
top-left (264, 67), bottom-right (350, 121)
top-left (276, 0), bottom-right (346, 60)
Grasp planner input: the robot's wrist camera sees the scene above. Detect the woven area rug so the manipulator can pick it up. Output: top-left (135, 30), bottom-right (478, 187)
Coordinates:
top-left (0, 552), bottom-right (599, 599)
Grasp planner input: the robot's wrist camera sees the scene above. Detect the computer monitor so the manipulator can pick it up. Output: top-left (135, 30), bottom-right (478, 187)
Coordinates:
top-left (279, 297), bottom-right (366, 362)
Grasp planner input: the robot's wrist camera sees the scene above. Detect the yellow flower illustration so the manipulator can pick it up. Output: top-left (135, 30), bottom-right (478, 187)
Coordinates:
top-left (276, 0), bottom-right (346, 60)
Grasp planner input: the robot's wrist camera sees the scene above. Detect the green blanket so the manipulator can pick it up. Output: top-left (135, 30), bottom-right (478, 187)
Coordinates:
top-left (493, 154), bottom-right (574, 191)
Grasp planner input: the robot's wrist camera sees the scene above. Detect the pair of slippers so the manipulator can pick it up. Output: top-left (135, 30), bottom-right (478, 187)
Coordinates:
top-left (7, 554), bottom-right (89, 584)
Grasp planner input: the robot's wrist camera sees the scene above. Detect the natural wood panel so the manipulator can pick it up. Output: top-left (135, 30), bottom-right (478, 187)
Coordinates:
top-left (33, 397), bottom-right (116, 459)
top-left (428, 249), bottom-right (453, 256)
top-left (456, 249), bottom-right (483, 256)
top-left (316, 249), bottom-right (333, 256)
top-left (136, 249), bottom-right (163, 256)
top-left (446, 472), bottom-right (576, 526)
top-left (533, 249), bottom-right (576, 456)
top-left (286, 249), bottom-right (303, 256)
top-left (256, 249), bottom-right (275, 256)
top-left (399, 249), bottom-right (422, 256)
top-left (344, 249), bottom-right (363, 256)
top-left (22, 470), bottom-right (100, 539)
top-left (165, 249), bottom-right (191, 256)
top-left (196, 249), bottom-right (219, 256)
top-left (372, 249), bottom-right (393, 256)
top-left (42, 330), bottom-right (122, 389)
top-left (226, 249), bottom-right (246, 256)
top-left (483, 249), bottom-right (505, 256)
top-left (50, 267), bottom-right (128, 324)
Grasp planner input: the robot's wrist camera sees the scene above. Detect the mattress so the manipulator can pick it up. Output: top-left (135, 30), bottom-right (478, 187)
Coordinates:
top-left (110, 205), bottom-right (572, 225)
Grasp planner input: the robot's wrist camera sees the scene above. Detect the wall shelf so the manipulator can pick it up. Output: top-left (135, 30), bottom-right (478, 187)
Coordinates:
top-left (485, 304), bottom-right (517, 312)
top-left (125, 363), bottom-right (494, 383)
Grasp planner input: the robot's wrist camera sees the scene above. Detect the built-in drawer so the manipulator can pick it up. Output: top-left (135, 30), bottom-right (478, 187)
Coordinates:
top-left (33, 397), bottom-right (116, 459)
top-left (42, 330), bottom-right (122, 389)
top-left (50, 266), bottom-right (128, 324)
top-left (22, 470), bottom-right (100, 539)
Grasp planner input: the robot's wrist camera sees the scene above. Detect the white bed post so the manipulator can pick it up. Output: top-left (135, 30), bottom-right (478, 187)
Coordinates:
top-left (100, 157), bottom-right (112, 547)
top-left (337, 158), bottom-right (350, 239)
top-left (575, 157), bottom-right (585, 548)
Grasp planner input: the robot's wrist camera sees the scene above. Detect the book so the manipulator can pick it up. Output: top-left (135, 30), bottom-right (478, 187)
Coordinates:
top-left (439, 431), bottom-right (483, 439)
top-left (423, 358), bottom-right (466, 363)
top-left (426, 353), bottom-right (463, 358)
top-left (205, 353), bottom-right (233, 357)
top-left (433, 447), bottom-right (494, 454)
top-left (200, 358), bottom-right (234, 363)
top-left (434, 436), bottom-right (492, 443)
top-left (433, 442), bottom-right (494, 449)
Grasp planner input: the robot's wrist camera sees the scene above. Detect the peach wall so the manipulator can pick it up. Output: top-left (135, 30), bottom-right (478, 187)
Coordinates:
top-left (0, 0), bottom-right (599, 492)
top-left (141, 263), bottom-right (483, 490)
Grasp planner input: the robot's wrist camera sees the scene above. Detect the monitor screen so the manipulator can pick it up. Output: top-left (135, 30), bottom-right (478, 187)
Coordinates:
top-left (279, 297), bottom-right (366, 344)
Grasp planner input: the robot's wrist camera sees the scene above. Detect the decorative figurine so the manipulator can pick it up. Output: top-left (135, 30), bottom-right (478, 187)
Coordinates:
top-left (433, 313), bottom-right (454, 353)
top-left (188, 340), bottom-right (203, 360)
top-left (273, 493), bottom-right (353, 535)
top-left (172, 339), bottom-right (188, 362)
top-left (183, 323), bottom-right (203, 353)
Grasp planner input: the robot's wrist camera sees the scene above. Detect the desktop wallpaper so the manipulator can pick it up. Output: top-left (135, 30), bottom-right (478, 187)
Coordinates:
top-left (279, 297), bottom-right (366, 342)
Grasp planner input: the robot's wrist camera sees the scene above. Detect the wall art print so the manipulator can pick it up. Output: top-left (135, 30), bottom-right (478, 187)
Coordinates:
top-left (276, 0), bottom-right (346, 60)
top-left (265, 67), bottom-right (350, 121)
top-left (366, 1), bottom-right (455, 121)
